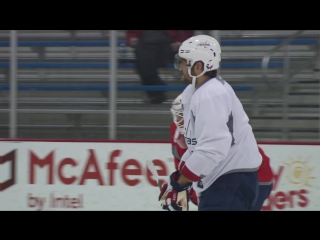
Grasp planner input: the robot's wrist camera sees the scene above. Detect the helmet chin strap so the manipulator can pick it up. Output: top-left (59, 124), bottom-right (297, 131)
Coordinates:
top-left (188, 68), bottom-right (206, 88)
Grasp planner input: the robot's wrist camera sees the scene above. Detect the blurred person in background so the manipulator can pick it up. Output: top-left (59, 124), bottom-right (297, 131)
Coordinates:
top-left (126, 30), bottom-right (194, 104)
top-left (168, 93), bottom-right (198, 209)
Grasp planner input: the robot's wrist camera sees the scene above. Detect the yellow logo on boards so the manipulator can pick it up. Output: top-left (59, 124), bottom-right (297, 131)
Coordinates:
top-left (284, 157), bottom-right (315, 187)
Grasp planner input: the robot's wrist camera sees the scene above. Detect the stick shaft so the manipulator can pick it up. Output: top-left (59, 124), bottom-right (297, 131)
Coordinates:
top-left (147, 160), bottom-right (162, 190)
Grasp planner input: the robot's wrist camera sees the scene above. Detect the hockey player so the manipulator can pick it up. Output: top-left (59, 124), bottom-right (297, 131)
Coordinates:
top-left (170, 94), bottom-right (273, 211)
top-left (169, 94), bottom-right (198, 207)
top-left (159, 35), bottom-right (262, 211)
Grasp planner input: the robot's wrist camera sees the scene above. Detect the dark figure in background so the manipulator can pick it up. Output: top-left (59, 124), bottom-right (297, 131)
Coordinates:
top-left (126, 30), bottom-right (194, 104)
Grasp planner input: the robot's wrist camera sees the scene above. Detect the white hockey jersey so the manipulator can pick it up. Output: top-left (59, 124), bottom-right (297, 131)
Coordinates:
top-left (180, 76), bottom-right (262, 196)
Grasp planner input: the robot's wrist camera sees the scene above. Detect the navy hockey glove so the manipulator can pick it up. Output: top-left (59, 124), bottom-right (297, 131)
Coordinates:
top-left (159, 171), bottom-right (192, 211)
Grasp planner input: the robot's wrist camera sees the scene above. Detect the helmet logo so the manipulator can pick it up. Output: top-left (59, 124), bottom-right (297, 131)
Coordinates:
top-left (206, 63), bottom-right (213, 69)
top-left (187, 60), bottom-right (192, 67)
top-left (197, 41), bottom-right (211, 48)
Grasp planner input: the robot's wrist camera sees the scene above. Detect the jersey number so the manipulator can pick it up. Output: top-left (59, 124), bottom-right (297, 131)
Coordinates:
top-left (186, 137), bottom-right (197, 145)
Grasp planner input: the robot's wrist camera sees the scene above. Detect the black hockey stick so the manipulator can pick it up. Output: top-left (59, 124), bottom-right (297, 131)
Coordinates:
top-left (146, 160), bottom-right (162, 190)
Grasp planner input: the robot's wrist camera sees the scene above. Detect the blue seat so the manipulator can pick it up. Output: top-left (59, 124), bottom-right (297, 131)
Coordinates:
top-left (0, 62), bottom-right (284, 69)
top-left (0, 84), bottom-right (254, 91)
top-left (0, 39), bottom-right (317, 47)
top-left (3, 38), bottom-right (313, 93)
top-left (0, 38), bottom-right (315, 69)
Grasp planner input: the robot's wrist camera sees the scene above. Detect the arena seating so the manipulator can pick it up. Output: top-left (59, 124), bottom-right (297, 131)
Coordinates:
top-left (0, 30), bottom-right (319, 141)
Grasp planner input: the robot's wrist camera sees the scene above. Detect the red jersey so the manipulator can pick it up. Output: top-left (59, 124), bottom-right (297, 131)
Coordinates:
top-left (126, 30), bottom-right (194, 44)
top-left (257, 146), bottom-right (273, 184)
top-left (170, 122), bottom-right (197, 205)
top-left (170, 122), bottom-right (187, 170)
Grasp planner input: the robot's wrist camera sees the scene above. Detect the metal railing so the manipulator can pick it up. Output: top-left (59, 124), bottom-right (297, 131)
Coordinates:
top-left (261, 30), bottom-right (300, 140)
top-left (261, 30), bottom-right (320, 140)
top-left (261, 30), bottom-right (305, 88)
top-left (4, 30), bottom-right (231, 140)
top-left (3, 30), bottom-right (320, 141)
top-left (9, 30), bottom-right (17, 139)
top-left (7, 30), bottom-right (120, 139)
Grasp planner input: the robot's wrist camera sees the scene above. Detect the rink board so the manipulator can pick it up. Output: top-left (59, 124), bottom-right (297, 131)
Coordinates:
top-left (0, 139), bottom-right (320, 211)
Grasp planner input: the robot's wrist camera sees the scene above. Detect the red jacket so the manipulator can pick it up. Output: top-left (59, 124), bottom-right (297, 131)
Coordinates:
top-left (126, 30), bottom-right (194, 44)
top-left (257, 146), bottom-right (274, 183)
top-left (169, 122), bottom-right (273, 184)
top-left (170, 122), bottom-right (187, 170)
top-left (170, 122), bottom-right (197, 205)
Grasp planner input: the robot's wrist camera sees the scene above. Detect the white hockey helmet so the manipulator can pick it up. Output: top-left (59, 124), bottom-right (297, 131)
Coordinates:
top-left (174, 35), bottom-right (221, 87)
top-left (170, 93), bottom-right (185, 135)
